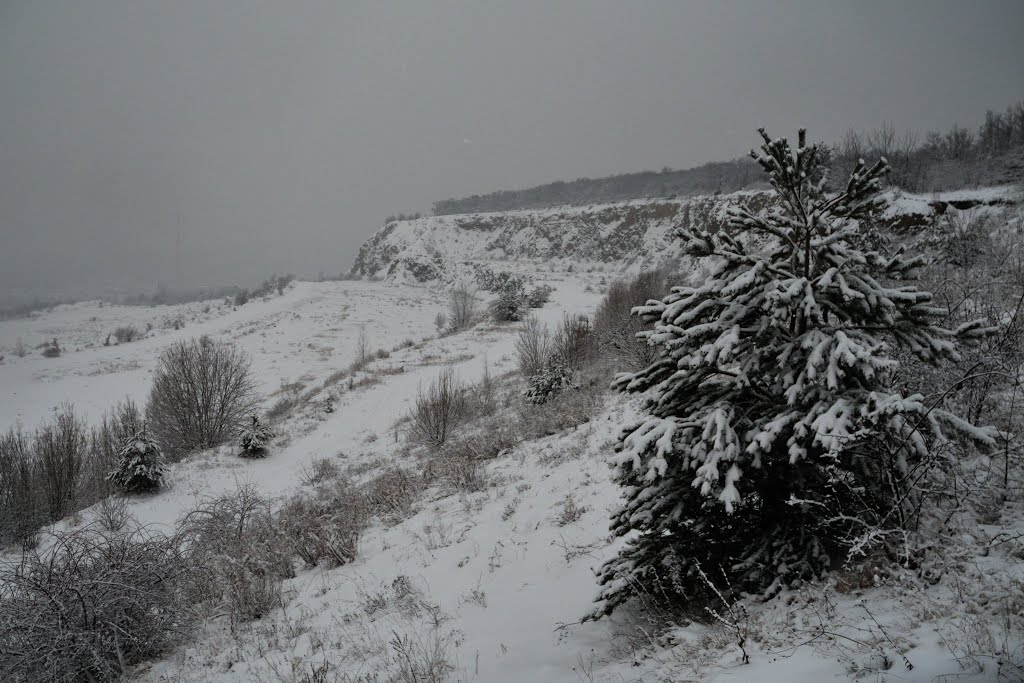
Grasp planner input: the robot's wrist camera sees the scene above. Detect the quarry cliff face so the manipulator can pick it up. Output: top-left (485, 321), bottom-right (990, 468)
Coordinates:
top-left (351, 187), bottom-right (1019, 283)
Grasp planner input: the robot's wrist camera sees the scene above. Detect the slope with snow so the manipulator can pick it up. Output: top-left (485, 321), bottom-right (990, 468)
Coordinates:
top-left (3, 190), bottom-right (1023, 680)
top-left (350, 186), bottom-right (1020, 285)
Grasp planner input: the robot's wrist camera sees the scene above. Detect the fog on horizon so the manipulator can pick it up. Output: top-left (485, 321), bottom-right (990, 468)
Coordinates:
top-left (1, 0), bottom-right (1022, 299)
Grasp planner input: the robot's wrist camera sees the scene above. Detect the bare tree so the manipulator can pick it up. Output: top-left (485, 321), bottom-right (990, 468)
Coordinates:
top-left (354, 326), bottom-right (371, 369)
top-left (552, 314), bottom-right (597, 371)
top-left (146, 336), bottom-right (260, 460)
top-left (447, 283), bottom-right (478, 331)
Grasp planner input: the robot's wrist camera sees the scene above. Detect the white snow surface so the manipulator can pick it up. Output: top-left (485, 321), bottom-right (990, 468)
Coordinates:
top-left (1, 275), bottom-right (1019, 682)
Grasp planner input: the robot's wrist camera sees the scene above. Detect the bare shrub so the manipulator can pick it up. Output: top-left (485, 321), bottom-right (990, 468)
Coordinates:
top-left (277, 479), bottom-right (367, 568)
top-left (434, 312), bottom-right (447, 332)
top-left (34, 404), bottom-right (88, 522)
top-left (12, 338), bottom-right (27, 358)
top-left (514, 315), bottom-right (551, 377)
top-left (178, 484), bottom-right (291, 623)
top-left (447, 283), bottom-right (477, 331)
top-left (146, 336), bottom-right (260, 459)
top-left (593, 269), bottom-right (666, 371)
top-left (93, 494), bottom-right (131, 532)
top-left (551, 313), bottom-right (597, 371)
top-left (408, 366), bottom-right (467, 449)
top-left (113, 325), bottom-right (140, 343)
top-left (0, 524), bottom-right (196, 683)
top-left (0, 426), bottom-right (42, 549)
top-left (353, 326), bottom-right (371, 370)
top-left (83, 399), bottom-right (142, 505)
top-left (474, 358), bottom-right (498, 417)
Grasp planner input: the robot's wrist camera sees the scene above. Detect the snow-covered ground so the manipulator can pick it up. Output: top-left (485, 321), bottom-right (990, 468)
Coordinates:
top-left (2, 275), bottom-right (1020, 682)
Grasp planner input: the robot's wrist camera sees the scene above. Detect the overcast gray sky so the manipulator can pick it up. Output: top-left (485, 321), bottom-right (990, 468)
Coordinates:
top-left (1, 1), bottom-right (1022, 297)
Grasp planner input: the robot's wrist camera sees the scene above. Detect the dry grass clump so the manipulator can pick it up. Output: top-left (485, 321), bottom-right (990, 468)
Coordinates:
top-left (363, 466), bottom-right (424, 523)
top-left (298, 456), bottom-right (342, 486)
top-left (277, 478), bottom-right (368, 569)
top-left (113, 324), bottom-right (141, 343)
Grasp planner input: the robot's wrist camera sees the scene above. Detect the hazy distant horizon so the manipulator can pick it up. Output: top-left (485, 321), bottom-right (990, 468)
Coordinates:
top-left (2, 0), bottom-right (1022, 298)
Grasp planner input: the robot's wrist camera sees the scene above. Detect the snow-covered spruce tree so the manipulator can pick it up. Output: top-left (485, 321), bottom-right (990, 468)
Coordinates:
top-left (107, 424), bottom-right (166, 494)
top-left (239, 415), bottom-right (274, 458)
top-left (591, 128), bottom-right (995, 618)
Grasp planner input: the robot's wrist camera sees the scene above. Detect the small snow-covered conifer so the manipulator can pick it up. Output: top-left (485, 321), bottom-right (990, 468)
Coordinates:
top-left (239, 415), bottom-right (274, 458)
top-left (590, 128), bottom-right (995, 618)
top-left (107, 424), bottom-right (166, 494)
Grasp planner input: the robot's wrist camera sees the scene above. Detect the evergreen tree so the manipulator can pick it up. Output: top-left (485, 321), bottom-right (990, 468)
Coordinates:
top-left (239, 415), bottom-right (274, 458)
top-left (591, 128), bottom-right (995, 618)
top-left (489, 279), bottom-right (527, 322)
top-left (107, 424), bottom-right (166, 494)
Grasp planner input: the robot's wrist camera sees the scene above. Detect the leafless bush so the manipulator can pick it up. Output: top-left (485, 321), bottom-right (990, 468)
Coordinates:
top-left (0, 524), bottom-right (197, 683)
top-left (146, 336), bottom-right (260, 459)
top-left (34, 404), bottom-right (88, 522)
top-left (593, 269), bottom-right (666, 371)
top-left (0, 426), bottom-right (42, 549)
top-left (93, 494), bottom-right (131, 532)
top-left (277, 479), bottom-right (367, 568)
top-left (82, 398), bottom-right (142, 506)
top-left (178, 484), bottom-right (292, 624)
top-left (407, 366), bottom-right (467, 449)
top-left (353, 326), bottom-right (371, 370)
top-left (113, 325), bottom-right (141, 343)
top-left (447, 283), bottom-right (477, 331)
top-left (12, 338), bottom-right (27, 358)
top-left (468, 358), bottom-right (498, 418)
top-left (514, 315), bottom-right (551, 377)
top-left (434, 312), bottom-right (447, 332)
top-left (551, 313), bottom-right (597, 372)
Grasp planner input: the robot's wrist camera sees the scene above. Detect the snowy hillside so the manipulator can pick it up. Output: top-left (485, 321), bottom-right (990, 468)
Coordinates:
top-left (351, 186), bottom-right (1020, 284)
top-left (2, 257), bottom-right (1022, 681)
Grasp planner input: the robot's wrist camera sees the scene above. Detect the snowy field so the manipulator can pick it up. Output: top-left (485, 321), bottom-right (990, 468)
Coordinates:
top-left (1, 276), bottom-right (1020, 682)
